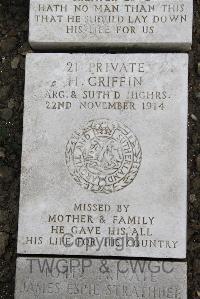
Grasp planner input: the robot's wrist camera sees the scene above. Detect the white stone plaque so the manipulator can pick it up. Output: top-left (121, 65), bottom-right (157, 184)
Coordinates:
top-left (15, 257), bottom-right (187, 299)
top-left (18, 53), bottom-right (188, 258)
top-left (29, 0), bottom-right (193, 50)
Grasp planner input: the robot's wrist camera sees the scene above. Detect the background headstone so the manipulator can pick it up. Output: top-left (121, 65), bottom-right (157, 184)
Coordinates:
top-left (29, 0), bottom-right (193, 50)
top-left (15, 257), bottom-right (187, 299)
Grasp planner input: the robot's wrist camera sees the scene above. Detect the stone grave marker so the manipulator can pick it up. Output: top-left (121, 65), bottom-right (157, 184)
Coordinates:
top-left (17, 53), bottom-right (188, 258)
top-left (15, 257), bottom-right (187, 299)
top-left (29, 0), bottom-right (193, 50)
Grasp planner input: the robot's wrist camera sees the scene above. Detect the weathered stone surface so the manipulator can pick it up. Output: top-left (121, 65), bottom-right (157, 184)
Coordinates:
top-left (15, 257), bottom-right (187, 299)
top-left (17, 53), bottom-right (188, 258)
top-left (29, 0), bottom-right (193, 50)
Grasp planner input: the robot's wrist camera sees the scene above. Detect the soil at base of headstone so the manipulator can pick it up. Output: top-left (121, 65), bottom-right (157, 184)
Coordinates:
top-left (0, 0), bottom-right (199, 298)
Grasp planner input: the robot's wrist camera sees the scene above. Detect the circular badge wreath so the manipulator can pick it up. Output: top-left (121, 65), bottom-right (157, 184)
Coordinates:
top-left (65, 119), bottom-right (142, 194)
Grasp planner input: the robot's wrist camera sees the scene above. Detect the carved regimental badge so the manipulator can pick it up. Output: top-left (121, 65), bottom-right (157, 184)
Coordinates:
top-left (65, 119), bottom-right (142, 194)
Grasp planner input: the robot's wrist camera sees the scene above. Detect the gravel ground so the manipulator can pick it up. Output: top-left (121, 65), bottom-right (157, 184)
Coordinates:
top-left (0, 0), bottom-right (200, 298)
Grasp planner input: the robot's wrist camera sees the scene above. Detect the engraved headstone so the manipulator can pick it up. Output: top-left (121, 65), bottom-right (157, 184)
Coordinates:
top-left (15, 257), bottom-right (187, 299)
top-left (29, 0), bottom-right (193, 50)
top-left (18, 53), bottom-right (188, 258)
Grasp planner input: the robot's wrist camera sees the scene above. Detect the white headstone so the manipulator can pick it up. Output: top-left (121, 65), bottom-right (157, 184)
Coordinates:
top-left (29, 0), bottom-right (193, 50)
top-left (15, 257), bottom-right (187, 299)
top-left (18, 53), bottom-right (188, 258)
